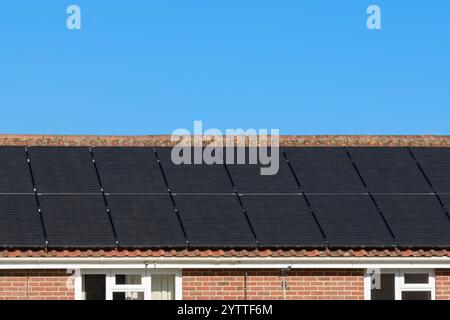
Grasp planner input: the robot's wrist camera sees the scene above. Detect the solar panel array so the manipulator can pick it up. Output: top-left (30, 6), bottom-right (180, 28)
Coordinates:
top-left (1, 146), bottom-right (450, 249)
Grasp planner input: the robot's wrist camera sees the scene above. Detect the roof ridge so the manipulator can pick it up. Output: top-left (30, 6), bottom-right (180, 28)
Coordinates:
top-left (0, 134), bottom-right (449, 147)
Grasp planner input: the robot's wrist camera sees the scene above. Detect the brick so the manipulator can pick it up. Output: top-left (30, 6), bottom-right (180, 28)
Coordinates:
top-left (182, 268), bottom-right (364, 300)
top-left (0, 269), bottom-right (73, 300)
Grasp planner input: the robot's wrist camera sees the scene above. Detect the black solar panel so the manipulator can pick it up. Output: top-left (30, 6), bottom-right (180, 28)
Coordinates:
top-left (241, 195), bottom-right (325, 247)
top-left (0, 144), bottom-right (448, 250)
top-left (39, 194), bottom-right (115, 247)
top-left (107, 194), bottom-right (185, 247)
top-left (348, 148), bottom-right (431, 194)
top-left (93, 147), bottom-right (167, 194)
top-left (157, 147), bottom-right (233, 193)
top-left (375, 195), bottom-right (450, 247)
top-left (174, 195), bottom-right (256, 246)
top-left (284, 148), bottom-right (366, 193)
top-left (0, 147), bottom-right (33, 193)
top-left (411, 148), bottom-right (450, 194)
top-left (226, 148), bottom-right (299, 194)
top-left (28, 147), bottom-right (100, 193)
top-left (0, 195), bottom-right (45, 247)
top-left (308, 195), bottom-right (395, 247)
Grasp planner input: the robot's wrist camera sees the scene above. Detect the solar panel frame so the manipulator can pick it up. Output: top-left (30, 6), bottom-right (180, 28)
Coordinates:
top-left (240, 195), bottom-right (326, 247)
top-left (0, 195), bottom-right (45, 247)
top-left (93, 147), bottom-right (167, 194)
top-left (157, 147), bottom-right (234, 194)
top-left (308, 195), bottom-right (395, 247)
top-left (374, 195), bottom-right (450, 247)
top-left (410, 148), bottom-right (450, 194)
top-left (225, 147), bottom-right (299, 194)
top-left (284, 147), bottom-right (366, 194)
top-left (28, 147), bottom-right (100, 193)
top-left (440, 195), bottom-right (450, 212)
top-left (39, 194), bottom-right (116, 248)
top-left (106, 194), bottom-right (186, 247)
top-left (174, 195), bottom-right (256, 247)
top-left (0, 147), bottom-right (34, 193)
top-left (348, 148), bottom-right (432, 194)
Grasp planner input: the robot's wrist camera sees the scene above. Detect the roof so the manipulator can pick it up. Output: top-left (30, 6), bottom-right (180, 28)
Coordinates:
top-left (0, 134), bottom-right (450, 257)
top-left (2, 248), bottom-right (450, 258)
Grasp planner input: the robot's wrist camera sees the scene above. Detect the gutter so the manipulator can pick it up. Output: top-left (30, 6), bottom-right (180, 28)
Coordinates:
top-left (0, 256), bottom-right (450, 269)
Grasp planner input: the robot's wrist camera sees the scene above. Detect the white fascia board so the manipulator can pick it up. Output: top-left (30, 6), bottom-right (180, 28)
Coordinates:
top-left (0, 256), bottom-right (450, 269)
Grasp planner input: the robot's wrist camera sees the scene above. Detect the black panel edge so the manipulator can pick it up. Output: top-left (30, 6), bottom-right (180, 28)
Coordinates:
top-left (24, 146), bottom-right (48, 249)
top-left (281, 147), bottom-right (329, 247)
top-left (408, 147), bottom-right (450, 224)
top-left (154, 147), bottom-right (189, 246)
top-left (223, 162), bottom-right (260, 247)
top-left (344, 147), bottom-right (398, 247)
top-left (90, 147), bottom-right (119, 247)
top-left (3, 244), bottom-right (450, 251)
top-left (8, 244), bottom-right (445, 250)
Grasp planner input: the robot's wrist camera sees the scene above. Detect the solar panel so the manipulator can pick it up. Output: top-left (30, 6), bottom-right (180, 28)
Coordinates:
top-left (39, 194), bottom-right (116, 247)
top-left (411, 148), bottom-right (450, 194)
top-left (241, 195), bottom-right (325, 247)
top-left (284, 147), bottom-right (366, 193)
top-left (174, 195), bottom-right (256, 246)
top-left (107, 194), bottom-right (185, 247)
top-left (308, 195), bottom-right (395, 247)
top-left (157, 147), bottom-right (233, 193)
top-left (28, 147), bottom-right (100, 193)
top-left (93, 147), bottom-right (167, 194)
top-left (225, 148), bottom-right (299, 194)
top-left (374, 195), bottom-right (450, 247)
top-left (348, 148), bottom-right (431, 194)
top-left (0, 147), bottom-right (34, 193)
top-left (0, 195), bottom-right (45, 247)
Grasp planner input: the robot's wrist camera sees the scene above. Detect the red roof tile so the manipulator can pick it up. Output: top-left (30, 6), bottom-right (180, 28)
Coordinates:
top-left (1, 248), bottom-right (450, 258)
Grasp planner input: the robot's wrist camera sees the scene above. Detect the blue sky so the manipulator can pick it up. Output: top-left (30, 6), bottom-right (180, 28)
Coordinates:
top-left (0, 1), bottom-right (449, 135)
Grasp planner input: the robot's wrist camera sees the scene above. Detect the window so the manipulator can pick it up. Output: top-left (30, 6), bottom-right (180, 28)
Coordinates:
top-left (112, 291), bottom-right (145, 301)
top-left (80, 270), bottom-right (180, 300)
top-left (365, 269), bottom-right (434, 300)
top-left (151, 275), bottom-right (175, 300)
top-left (110, 271), bottom-right (147, 300)
top-left (115, 274), bottom-right (142, 285)
top-left (370, 273), bottom-right (395, 300)
top-left (83, 274), bottom-right (106, 300)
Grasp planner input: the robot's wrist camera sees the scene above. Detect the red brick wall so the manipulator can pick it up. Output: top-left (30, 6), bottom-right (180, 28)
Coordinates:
top-left (436, 270), bottom-right (450, 300)
top-left (0, 269), bottom-right (74, 300)
top-left (182, 269), bottom-right (364, 300)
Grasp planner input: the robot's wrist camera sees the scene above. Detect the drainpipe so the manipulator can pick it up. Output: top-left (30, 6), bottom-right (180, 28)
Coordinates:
top-left (26, 271), bottom-right (30, 300)
top-left (243, 271), bottom-right (248, 300)
top-left (281, 266), bottom-right (291, 300)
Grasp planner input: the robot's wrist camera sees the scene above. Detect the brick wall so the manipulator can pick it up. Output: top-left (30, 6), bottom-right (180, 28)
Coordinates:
top-left (182, 269), bottom-right (364, 300)
top-left (435, 270), bottom-right (450, 300)
top-left (2, 268), bottom-right (448, 300)
top-left (0, 269), bottom-right (74, 300)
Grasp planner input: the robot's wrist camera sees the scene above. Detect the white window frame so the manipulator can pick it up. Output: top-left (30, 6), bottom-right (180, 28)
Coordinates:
top-left (364, 268), bottom-right (435, 300)
top-left (108, 270), bottom-right (148, 300)
top-left (77, 269), bottom-right (182, 300)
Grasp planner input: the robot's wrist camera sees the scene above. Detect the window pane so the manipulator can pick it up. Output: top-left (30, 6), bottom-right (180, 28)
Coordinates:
top-left (404, 273), bottom-right (429, 284)
top-left (401, 291), bottom-right (431, 300)
top-left (112, 291), bottom-right (144, 300)
top-left (115, 274), bottom-right (142, 285)
top-left (151, 275), bottom-right (175, 300)
top-left (83, 275), bottom-right (106, 300)
top-left (371, 273), bottom-right (395, 300)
